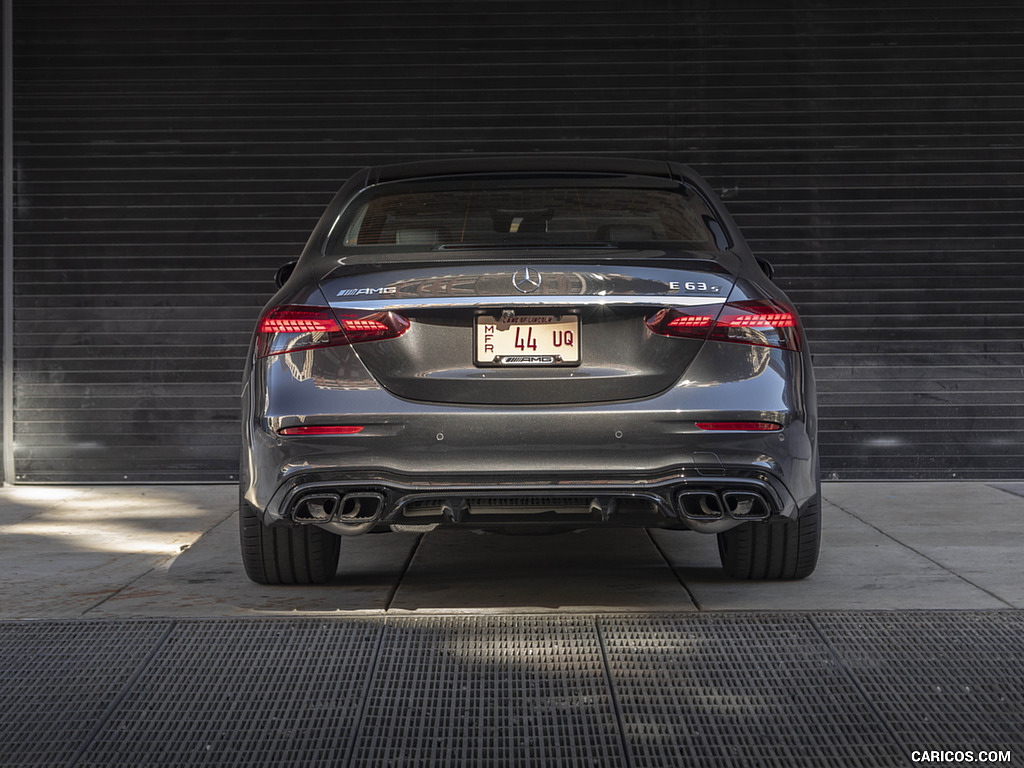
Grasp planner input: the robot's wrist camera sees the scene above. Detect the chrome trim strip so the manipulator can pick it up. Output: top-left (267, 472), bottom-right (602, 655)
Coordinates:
top-left (330, 294), bottom-right (727, 312)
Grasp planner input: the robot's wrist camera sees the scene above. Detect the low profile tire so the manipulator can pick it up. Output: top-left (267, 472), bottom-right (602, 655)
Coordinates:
top-left (717, 487), bottom-right (821, 580)
top-left (239, 498), bottom-right (341, 585)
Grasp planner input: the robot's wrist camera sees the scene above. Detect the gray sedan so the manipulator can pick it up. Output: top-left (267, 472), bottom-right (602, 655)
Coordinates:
top-left (240, 156), bottom-right (820, 584)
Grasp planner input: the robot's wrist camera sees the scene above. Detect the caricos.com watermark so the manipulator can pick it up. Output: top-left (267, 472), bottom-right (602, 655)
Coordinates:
top-left (912, 751), bottom-right (1013, 764)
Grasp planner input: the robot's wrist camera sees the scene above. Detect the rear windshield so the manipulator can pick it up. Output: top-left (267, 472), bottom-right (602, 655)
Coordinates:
top-left (328, 180), bottom-right (724, 253)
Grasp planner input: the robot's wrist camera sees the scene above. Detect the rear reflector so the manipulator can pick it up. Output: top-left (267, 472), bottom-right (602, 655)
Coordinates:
top-left (647, 298), bottom-right (800, 350)
top-left (695, 422), bottom-right (782, 432)
top-left (279, 425), bottom-right (365, 436)
top-left (257, 305), bottom-right (408, 358)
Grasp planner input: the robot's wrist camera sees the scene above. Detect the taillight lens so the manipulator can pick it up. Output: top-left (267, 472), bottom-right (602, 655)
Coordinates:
top-left (713, 300), bottom-right (798, 350)
top-left (256, 306), bottom-right (409, 358)
top-left (646, 308), bottom-right (716, 340)
top-left (337, 315), bottom-right (410, 345)
top-left (647, 299), bottom-right (800, 351)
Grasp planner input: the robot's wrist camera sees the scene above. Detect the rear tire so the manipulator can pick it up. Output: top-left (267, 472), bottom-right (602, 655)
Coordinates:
top-left (717, 487), bottom-right (821, 580)
top-left (239, 498), bottom-right (341, 585)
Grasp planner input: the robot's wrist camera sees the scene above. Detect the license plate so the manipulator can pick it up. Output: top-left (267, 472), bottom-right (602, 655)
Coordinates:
top-left (475, 315), bottom-right (580, 366)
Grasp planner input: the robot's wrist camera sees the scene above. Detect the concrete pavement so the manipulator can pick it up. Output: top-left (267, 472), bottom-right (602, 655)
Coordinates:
top-left (2, 482), bottom-right (1022, 620)
top-left (6, 482), bottom-right (1023, 768)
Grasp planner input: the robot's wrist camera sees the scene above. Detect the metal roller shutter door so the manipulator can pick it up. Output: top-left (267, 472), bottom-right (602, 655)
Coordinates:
top-left (7, 1), bottom-right (1024, 481)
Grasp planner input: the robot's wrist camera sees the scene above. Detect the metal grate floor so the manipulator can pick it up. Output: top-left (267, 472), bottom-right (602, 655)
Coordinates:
top-left (2, 613), bottom-right (1022, 767)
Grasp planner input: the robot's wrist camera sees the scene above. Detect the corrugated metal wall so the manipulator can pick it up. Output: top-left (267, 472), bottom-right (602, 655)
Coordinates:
top-left (6, 0), bottom-right (1024, 482)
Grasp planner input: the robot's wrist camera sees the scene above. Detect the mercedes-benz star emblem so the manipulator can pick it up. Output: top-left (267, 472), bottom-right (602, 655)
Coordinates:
top-left (512, 267), bottom-right (542, 294)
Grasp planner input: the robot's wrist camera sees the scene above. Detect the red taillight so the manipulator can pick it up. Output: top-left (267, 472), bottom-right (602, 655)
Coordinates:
top-left (696, 421), bottom-right (782, 432)
top-left (279, 425), bottom-right (364, 436)
top-left (667, 314), bottom-right (714, 331)
top-left (259, 310), bottom-right (341, 335)
top-left (719, 311), bottom-right (795, 329)
top-left (646, 307), bottom-right (717, 340)
top-left (647, 299), bottom-right (800, 350)
top-left (338, 315), bottom-right (410, 344)
top-left (256, 306), bottom-right (409, 358)
top-left (711, 300), bottom-right (799, 350)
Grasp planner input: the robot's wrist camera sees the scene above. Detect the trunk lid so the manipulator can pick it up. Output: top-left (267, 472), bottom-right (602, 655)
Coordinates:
top-left (319, 251), bottom-right (739, 405)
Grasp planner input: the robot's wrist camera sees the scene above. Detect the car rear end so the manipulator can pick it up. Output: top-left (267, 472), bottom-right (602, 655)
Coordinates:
top-left (240, 158), bottom-right (819, 583)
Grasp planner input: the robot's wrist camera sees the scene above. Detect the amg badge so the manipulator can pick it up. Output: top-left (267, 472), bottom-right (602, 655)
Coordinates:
top-left (498, 355), bottom-right (559, 365)
top-left (337, 286), bottom-right (397, 297)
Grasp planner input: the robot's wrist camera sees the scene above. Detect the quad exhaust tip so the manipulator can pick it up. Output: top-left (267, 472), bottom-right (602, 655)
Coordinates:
top-left (291, 491), bottom-right (385, 525)
top-left (676, 489), bottom-right (771, 523)
top-left (338, 492), bottom-right (385, 522)
top-left (292, 493), bottom-right (341, 523)
top-left (676, 490), bottom-right (725, 521)
top-left (722, 490), bottom-right (771, 520)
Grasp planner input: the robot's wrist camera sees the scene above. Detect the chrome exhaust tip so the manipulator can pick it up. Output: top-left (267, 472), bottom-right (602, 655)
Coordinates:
top-left (338, 492), bottom-right (386, 523)
top-left (676, 490), bottom-right (725, 521)
top-left (675, 487), bottom-right (773, 532)
top-left (721, 490), bottom-right (771, 521)
top-left (291, 493), bottom-right (342, 523)
top-left (290, 490), bottom-right (385, 527)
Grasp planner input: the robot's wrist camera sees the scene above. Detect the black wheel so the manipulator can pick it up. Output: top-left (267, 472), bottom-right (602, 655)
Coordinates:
top-left (238, 497), bottom-right (341, 585)
top-left (717, 487), bottom-right (821, 580)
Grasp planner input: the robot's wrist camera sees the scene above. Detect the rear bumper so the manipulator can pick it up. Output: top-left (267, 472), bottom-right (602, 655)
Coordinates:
top-left (253, 464), bottom-right (806, 536)
top-left (241, 338), bottom-right (818, 535)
